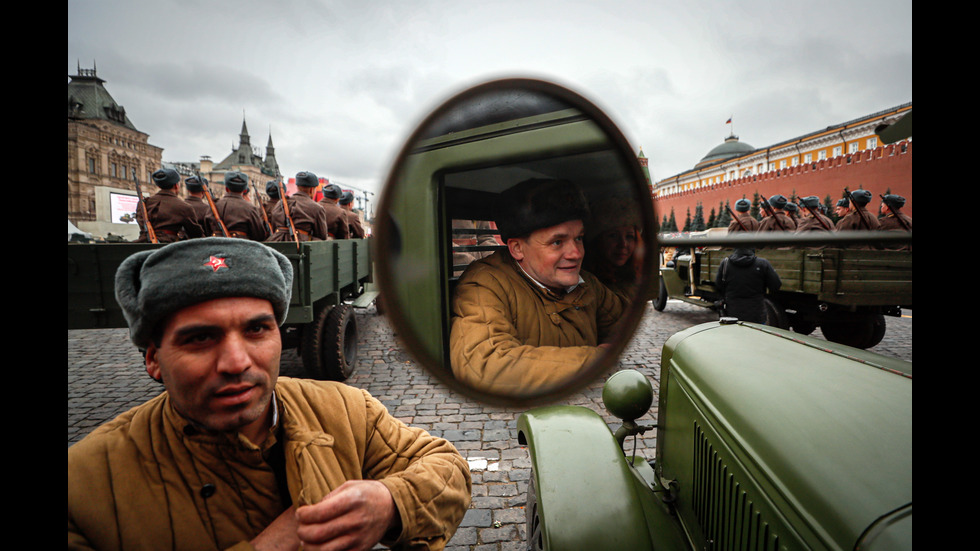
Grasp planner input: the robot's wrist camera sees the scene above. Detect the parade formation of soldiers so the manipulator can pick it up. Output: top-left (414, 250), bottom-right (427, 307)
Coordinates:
top-left (133, 168), bottom-right (368, 244)
top-left (724, 189), bottom-right (912, 249)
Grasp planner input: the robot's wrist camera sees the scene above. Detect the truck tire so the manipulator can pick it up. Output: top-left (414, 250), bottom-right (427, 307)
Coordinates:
top-left (763, 297), bottom-right (789, 329)
top-left (789, 314), bottom-right (817, 336)
top-left (525, 477), bottom-right (545, 551)
top-left (652, 278), bottom-right (668, 311)
top-left (301, 303), bottom-right (359, 381)
top-left (820, 313), bottom-right (886, 350)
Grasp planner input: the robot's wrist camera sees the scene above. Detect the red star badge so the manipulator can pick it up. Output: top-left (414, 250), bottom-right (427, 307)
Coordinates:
top-left (206, 256), bottom-right (228, 271)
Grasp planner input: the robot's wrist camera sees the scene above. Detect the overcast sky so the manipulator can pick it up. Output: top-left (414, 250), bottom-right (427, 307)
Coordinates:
top-left (68, 0), bottom-right (912, 202)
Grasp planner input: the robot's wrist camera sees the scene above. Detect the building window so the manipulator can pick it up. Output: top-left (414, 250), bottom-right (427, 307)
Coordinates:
top-left (88, 157), bottom-right (96, 174)
top-left (849, 142), bottom-right (859, 154)
top-left (791, 157), bottom-right (799, 166)
top-left (818, 150), bottom-right (827, 161)
top-left (833, 146), bottom-right (842, 157)
top-left (804, 153), bottom-right (812, 163)
top-left (867, 137), bottom-right (878, 149)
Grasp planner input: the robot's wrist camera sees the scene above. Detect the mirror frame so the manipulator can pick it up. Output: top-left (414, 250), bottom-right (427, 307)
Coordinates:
top-left (373, 77), bottom-right (659, 406)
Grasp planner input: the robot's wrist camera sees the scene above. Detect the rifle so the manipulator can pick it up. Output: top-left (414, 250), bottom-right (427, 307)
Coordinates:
top-left (802, 203), bottom-right (831, 231)
top-left (880, 194), bottom-right (912, 232)
top-left (200, 171), bottom-right (230, 237)
top-left (252, 182), bottom-right (273, 236)
top-left (278, 179), bottom-right (301, 250)
top-left (759, 198), bottom-right (786, 231)
top-left (844, 188), bottom-right (872, 230)
top-left (726, 205), bottom-right (748, 232)
top-left (132, 169), bottom-right (158, 243)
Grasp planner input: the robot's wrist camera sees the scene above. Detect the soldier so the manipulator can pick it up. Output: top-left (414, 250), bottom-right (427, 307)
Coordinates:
top-left (795, 196), bottom-right (834, 233)
top-left (727, 198), bottom-right (761, 232)
top-left (318, 183), bottom-right (351, 239)
top-left (784, 201), bottom-right (800, 226)
top-left (133, 167), bottom-right (204, 243)
top-left (264, 180), bottom-right (280, 221)
top-left (182, 175), bottom-right (211, 233)
top-left (836, 189), bottom-right (881, 232)
top-left (204, 171), bottom-right (270, 240)
top-left (340, 191), bottom-right (366, 238)
top-left (268, 171), bottom-right (329, 241)
top-left (878, 194), bottom-right (912, 251)
top-left (758, 194), bottom-right (796, 232)
top-left (833, 197), bottom-right (850, 225)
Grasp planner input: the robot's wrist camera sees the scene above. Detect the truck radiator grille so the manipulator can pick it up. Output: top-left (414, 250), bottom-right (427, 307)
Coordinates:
top-left (692, 423), bottom-right (782, 550)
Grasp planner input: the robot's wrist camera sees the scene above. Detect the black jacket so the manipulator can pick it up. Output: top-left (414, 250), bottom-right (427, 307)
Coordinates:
top-left (714, 249), bottom-right (782, 324)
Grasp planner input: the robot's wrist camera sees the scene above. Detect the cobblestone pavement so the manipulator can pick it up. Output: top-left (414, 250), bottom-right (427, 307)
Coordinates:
top-left (68, 301), bottom-right (912, 550)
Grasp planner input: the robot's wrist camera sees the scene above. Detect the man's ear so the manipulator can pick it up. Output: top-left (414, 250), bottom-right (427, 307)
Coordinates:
top-left (507, 238), bottom-right (525, 261)
top-left (145, 345), bottom-right (163, 383)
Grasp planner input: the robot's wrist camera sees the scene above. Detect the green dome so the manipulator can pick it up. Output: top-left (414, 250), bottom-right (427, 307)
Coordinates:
top-left (695, 134), bottom-right (755, 169)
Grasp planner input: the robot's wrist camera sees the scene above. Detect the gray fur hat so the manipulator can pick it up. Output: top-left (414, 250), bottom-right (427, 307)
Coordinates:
top-left (494, 178), bottom-right (590, 242)
top-left (881, 194), bottom-right (906, 209)
top-left (850, 189), bottom-right (873, 206)
top-left (734, 198), bottom-right (751, 212)
top-left (184, 176), bottom-right (206, 192)
top-left (224, 171), bottom-right (249, 192)
top-left (800, 196), bottom-right (821, 209)
top-left (296, 171), bottom-right (318, 188)
top-left (266, 181), bottom-right (280, 198)
top-left (321, 183), bottom-right (343, 200)
top-left (152, 168), bottom-right (180, 189)
top-left (114, 237), bottom-right (293, 349)
top-left (767, 194), bottom-right (788, 209)
top-left (340, 191), bottom-right (354, 206)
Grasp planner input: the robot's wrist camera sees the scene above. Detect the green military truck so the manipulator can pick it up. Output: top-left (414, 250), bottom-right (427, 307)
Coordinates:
top-left (654, 230), bottom-right (912, 349)
top-left (373, 78), bottom-right (911, 551)
top-left (67, 239), bottom-right (375, 381)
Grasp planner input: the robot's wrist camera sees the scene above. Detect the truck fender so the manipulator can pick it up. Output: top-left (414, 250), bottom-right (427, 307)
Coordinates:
top-left (517, 405), bottom-right (655, 551)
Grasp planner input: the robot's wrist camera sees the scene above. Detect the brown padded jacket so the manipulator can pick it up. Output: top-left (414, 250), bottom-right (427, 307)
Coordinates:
top-left (449, 250), bottom-right (625, 394)
top-left (68, 377), bottom-right (471, 550)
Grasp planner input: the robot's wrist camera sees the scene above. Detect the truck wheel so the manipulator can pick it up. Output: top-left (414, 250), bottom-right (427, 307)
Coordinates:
top-left (763, 297), bottom-right (789, 329)
top-left (789, 314), bottom-right (817, 335)
top-left (526, 477), bottom-right (545, 551)
top-left (820, 313), bottom-right (885, 350)
top-left (652, 279), bottom-right (668, 311)
top-left (301, 304), bottom-right (359, 381)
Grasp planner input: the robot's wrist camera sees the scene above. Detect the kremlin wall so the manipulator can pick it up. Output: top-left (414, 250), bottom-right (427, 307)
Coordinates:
top-left (650, 103), bottom-right (913, 225)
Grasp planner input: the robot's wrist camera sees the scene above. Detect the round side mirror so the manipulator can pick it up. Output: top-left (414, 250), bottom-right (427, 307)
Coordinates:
top-left (374, 78), bottom-right (658, 406)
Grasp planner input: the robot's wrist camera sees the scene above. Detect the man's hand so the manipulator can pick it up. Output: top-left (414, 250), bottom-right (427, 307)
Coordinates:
top-left (295, 480), bottom-right (399, 551)
top-left (250, 506), bottom-right (301, 551)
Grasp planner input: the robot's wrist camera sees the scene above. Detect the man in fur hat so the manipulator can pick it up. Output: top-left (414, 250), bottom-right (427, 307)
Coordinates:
top-left (68, 238), bottom-right (471, 551)
top-left (449, 178), bottom-right (625, 394)
top-left (133, 167), bottom-right (205, 243)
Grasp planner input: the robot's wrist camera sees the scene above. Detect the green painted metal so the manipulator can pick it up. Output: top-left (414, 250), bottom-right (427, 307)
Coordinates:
top-left (67, 239), bottom-right (373, 330)
top-left (657, 321), bottom-right (912, 550)
top-left (522, 321), bottom-right (911, 550)
top-left (518, 406), bottom-right (689, 551)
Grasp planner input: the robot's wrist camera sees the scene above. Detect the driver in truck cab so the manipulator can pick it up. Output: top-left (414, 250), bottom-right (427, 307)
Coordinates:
top-left (449, 178), bottom-right (626, 394)
top-left (68, 237), bottom-right (471, 551)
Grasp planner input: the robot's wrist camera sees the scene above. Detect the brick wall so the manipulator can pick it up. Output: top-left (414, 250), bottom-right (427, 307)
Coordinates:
top-left (653, 141), bottom-right (913, 222)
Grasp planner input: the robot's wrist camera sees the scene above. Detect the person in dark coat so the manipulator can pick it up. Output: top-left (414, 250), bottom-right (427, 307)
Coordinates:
top-left (133, 168), bottom-right (205, 243)
top-left (340, 191), bottom-right (366, 238)
top-left (318, 183), bottom-right (350, 239)
top-left (878, 194), bottom-right (912, 251)
top-left (714, 248), bottom-right (782, 324)
top-left (267, 171), bottom-right (328, 241)
top-left (204, 171), bottom-right (269, 240)
top-left (182, 175), bottom-right (211, 233)
top-left (758, 194), bottom-right (796, 232)
top-left (727, 198), bottom-right (760, 232)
